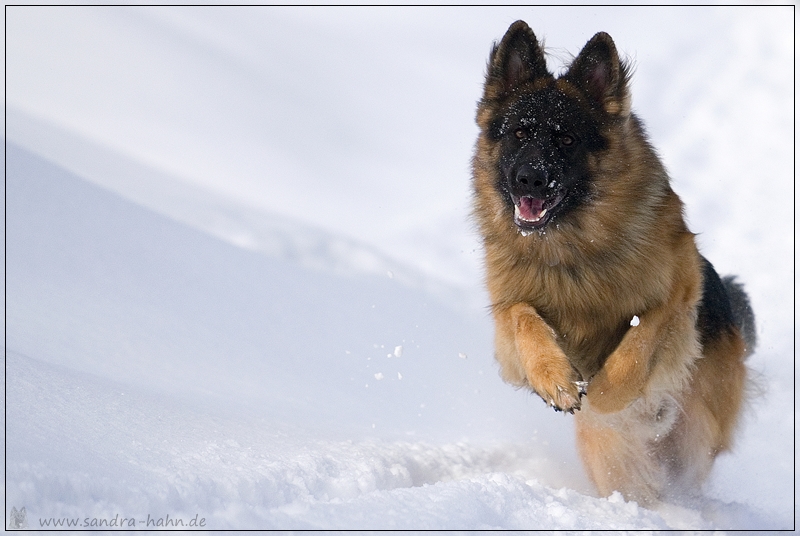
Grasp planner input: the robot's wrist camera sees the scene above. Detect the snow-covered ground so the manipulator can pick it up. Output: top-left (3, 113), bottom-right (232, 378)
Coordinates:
top-left (4, 6), bottom-right (794, 530)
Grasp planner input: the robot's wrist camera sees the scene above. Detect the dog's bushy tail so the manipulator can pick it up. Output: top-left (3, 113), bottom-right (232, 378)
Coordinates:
top-left (723, 276), bottom-right (757, 358)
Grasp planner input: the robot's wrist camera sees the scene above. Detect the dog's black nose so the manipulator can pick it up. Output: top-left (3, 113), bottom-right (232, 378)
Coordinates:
top-left (515, 164), bottom-right (550, 195)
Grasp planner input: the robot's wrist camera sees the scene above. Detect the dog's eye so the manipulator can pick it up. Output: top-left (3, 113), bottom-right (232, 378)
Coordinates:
top-left (560, 134), bottom-right (575, 146)
top-left (514, 128), bottom-right (528, 140)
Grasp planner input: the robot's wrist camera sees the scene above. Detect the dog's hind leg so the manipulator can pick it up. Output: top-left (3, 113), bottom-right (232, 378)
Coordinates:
top-left (574, 405), bottom-right (667, 505)
top-left (657, 260), bottom-right (753, 494)
top-left (658, 328), bottom-right (748, 495)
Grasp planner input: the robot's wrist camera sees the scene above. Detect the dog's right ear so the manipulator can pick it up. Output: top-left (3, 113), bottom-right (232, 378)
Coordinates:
top-left (483, 21), bottom-right (551, 101)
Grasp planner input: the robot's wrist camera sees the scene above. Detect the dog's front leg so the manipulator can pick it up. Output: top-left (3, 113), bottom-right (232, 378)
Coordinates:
top-left (495, 303), bottom-right (581, 412)
top-left (586, 304), bottom-right (675, 414)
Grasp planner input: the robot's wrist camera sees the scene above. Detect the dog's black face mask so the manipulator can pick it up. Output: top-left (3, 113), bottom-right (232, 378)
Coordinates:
top-left (480, 22), bottom-right (629, 234)
top-left (491, 87), bottom-right (605, 232)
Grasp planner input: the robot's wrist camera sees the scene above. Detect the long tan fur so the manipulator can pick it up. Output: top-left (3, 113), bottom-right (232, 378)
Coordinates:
top-left (472, 21), bottom-right (750, 504)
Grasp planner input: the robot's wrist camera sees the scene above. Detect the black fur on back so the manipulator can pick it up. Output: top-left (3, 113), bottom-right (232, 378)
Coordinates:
top-left (722, 275), bottom-right (757, 357)
top-left (697, 256), bottom-right (756, 358)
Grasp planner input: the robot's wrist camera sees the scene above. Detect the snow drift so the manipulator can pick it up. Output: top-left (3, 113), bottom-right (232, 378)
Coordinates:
top-left (5, 139), bottom-right (790, 530)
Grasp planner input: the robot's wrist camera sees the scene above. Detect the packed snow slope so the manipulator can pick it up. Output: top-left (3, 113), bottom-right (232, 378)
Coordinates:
top-left (5, 5), bottom-right (795, 531)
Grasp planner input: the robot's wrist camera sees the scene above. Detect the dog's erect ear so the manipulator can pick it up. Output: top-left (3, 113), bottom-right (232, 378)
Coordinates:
top-left (483, 20), bottom-right (551, 100)
top-left (564, 32), bottom-right (631, 117)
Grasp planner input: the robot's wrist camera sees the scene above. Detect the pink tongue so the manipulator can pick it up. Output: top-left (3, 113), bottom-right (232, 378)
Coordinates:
top-left (519, 196), bottom-right (545, 220)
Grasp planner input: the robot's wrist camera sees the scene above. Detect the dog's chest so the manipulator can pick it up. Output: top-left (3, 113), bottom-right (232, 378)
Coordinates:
top-left (512, 258), bottom-right (636, 379)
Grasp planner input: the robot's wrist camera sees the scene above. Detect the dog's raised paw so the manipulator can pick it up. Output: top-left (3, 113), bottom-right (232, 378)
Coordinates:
top-left (552, 384), bottom-right (582, 413)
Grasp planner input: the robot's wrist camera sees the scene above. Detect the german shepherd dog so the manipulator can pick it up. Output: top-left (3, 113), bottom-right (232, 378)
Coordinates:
top-left (472, 21), bottom-right (756, 504)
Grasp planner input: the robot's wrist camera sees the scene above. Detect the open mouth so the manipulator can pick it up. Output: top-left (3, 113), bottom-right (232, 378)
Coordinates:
top-left (512, 193), bottom-right (564, 230)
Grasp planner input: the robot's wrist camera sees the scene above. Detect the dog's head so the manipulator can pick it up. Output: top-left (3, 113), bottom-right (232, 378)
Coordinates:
top-left (476, 21), bottom-right (632, 234)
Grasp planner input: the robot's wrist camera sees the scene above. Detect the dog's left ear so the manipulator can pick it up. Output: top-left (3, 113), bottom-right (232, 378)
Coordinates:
top-left (564, 32), bottom-right (631, 117)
